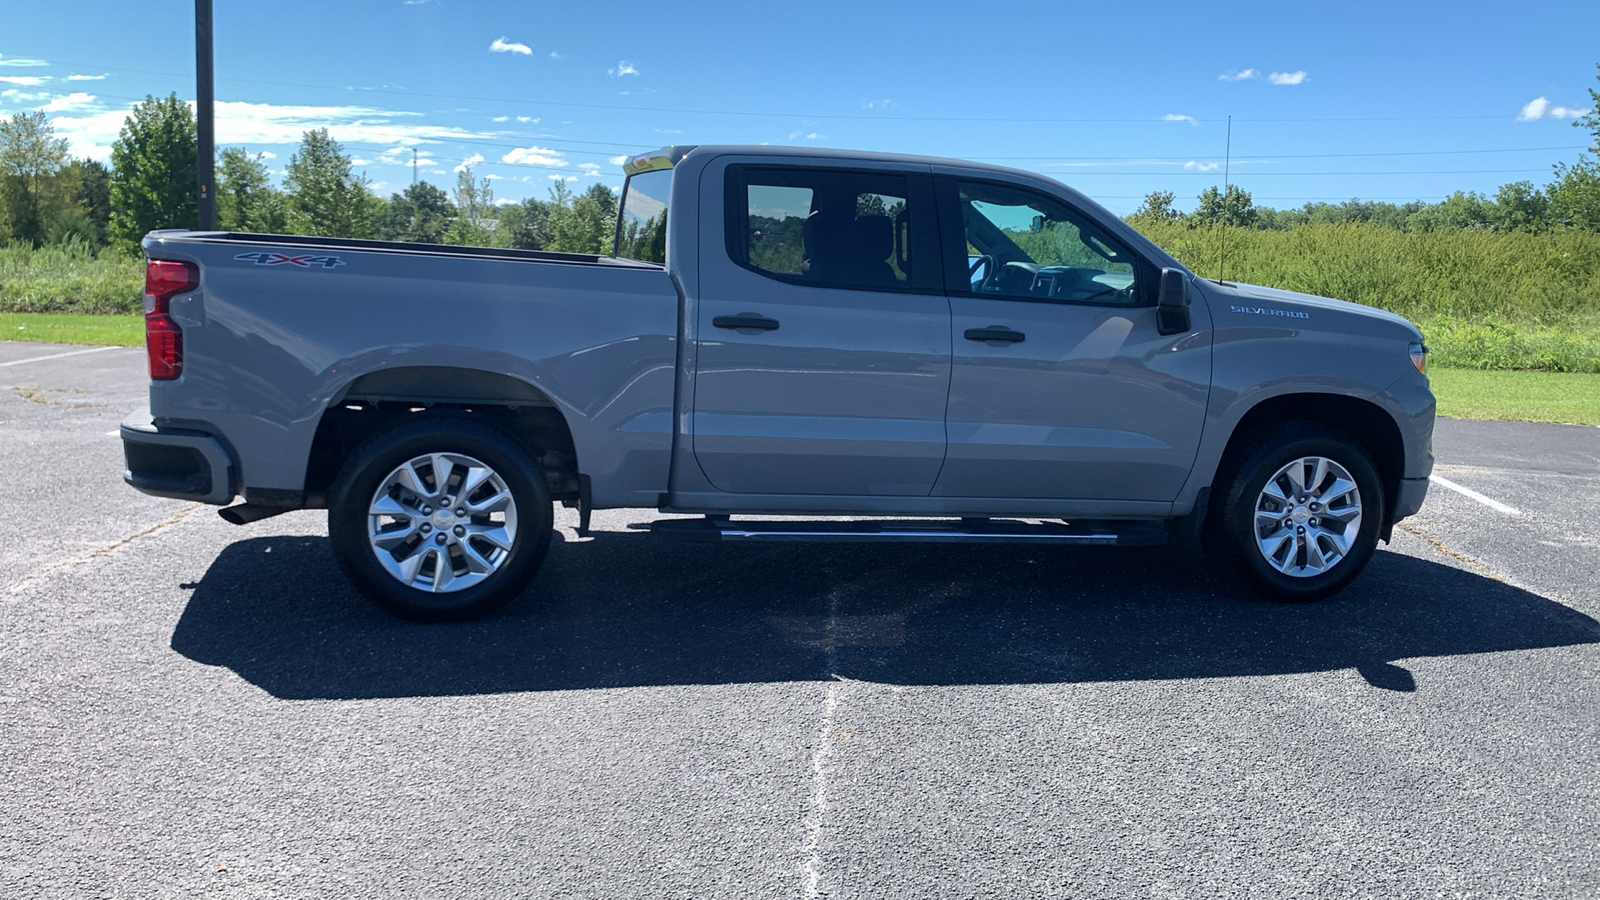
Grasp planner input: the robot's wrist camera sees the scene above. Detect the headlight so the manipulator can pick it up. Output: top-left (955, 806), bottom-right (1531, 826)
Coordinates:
top-left (1409, 341), bottom-right (1428, 375)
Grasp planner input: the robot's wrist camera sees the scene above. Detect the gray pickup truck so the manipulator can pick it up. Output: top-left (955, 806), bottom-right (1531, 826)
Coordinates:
top-left (122, 144), bottom-right (1434, 620)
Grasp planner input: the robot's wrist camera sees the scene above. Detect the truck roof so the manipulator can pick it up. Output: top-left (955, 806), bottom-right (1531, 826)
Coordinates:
top-left (626, 144), bottom-right (1053, 185)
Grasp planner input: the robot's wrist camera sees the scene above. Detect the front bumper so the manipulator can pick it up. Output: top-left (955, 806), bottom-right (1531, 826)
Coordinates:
top-left (1393, 475), bottom-right (1430, 523)
top-left (120, 407), bottom-right (236, 505)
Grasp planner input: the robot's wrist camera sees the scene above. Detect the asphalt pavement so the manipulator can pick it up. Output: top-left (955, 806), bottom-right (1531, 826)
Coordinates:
top-left (1, 341), bottom-right (1596, 899)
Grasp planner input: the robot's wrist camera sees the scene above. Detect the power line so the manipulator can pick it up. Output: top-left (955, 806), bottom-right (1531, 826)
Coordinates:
top-left (29, 57), bottom-right (1565, 126)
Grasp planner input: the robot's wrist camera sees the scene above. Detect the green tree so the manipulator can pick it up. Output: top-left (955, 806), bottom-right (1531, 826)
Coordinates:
top-left (374, 181), bottom-right (456, 243)
top-left (0, 111), bottom-right (72, 246)
top-left (1492, 181), bottom-right (1551, 232)
top-left (547, 182), bottom-right (617, 253)
top-left (1573, 62), bottom-right (1600, 153)
top-left (1190, 184), bottom-right (1257, 228)
top-left (109, 93), bottom-right (198, 249)
top-left (444, 166), bottom-right (497, 246)
top-left (66, 158), bottom-right (112, 246)
top-left (217, 147), bottom-right (288, 233)
top-left (1129, 190), bottom-right (1181, 225)
top-left (1547, 157), bottom-right (1600, 231)
top-left (283, 129), bottom-right (376, 238)
top-left (495, 197), bottom-right (553, 250)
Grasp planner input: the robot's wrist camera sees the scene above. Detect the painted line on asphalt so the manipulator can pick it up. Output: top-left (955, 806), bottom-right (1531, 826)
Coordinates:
top-left (0, 345), bottom-right (119, 369)
top-left (5, 504), bottom-right (203, 598)
top-left (1429, 474), bottom-right (1521, 516)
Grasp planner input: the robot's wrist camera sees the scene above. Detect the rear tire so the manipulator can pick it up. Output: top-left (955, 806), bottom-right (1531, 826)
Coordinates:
top-left (328, 416), bottom-right (553, 621)
top-left (1205, 423), bottom-right (1384, 602)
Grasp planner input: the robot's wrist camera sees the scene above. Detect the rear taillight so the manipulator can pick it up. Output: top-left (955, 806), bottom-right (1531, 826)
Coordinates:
top-left (145, 260), bottom-right (197, 381)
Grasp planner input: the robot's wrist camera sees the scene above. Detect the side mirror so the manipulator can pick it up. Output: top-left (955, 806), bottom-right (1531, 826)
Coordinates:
top-left (1157, 268), bottom-right (1191, 336)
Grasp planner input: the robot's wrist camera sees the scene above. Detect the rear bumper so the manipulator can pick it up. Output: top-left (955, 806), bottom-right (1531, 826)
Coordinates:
top-left (120, 407), bottom-right (236, 505)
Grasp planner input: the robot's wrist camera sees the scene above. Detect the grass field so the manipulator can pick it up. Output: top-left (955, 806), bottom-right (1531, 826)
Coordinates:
top-left (1, 312), bottom-right (142, 346)
top-left (3, 311), bottom-right (1594, 424)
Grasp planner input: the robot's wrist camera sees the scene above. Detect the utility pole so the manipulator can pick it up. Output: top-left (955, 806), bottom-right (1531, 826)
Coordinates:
top-left (195, 0), bottom-right (215, 230)
top-left (412, 149), bottom-right (419, 186)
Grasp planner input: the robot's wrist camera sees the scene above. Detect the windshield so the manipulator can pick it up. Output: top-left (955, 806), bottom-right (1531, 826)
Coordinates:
top-left (614, 169), bottom-right (671, 264)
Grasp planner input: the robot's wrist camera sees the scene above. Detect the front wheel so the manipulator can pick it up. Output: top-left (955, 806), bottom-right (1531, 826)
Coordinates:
top-left (1207, 424), bottom-right (1385, 602)
top-left (328, 416), bottom-right (553, 621)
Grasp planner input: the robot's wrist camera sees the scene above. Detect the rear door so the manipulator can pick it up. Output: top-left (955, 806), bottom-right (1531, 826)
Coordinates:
top-left (691, 162), bottom-right (950, 496)
top-left (932, 174), bottom-right (1210, 501)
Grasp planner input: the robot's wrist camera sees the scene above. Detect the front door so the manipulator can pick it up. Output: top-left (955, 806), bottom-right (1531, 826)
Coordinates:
top-left (933, 176), bottom-right (1210, 501)
top-left (691, 164), bottom-right (950, 496)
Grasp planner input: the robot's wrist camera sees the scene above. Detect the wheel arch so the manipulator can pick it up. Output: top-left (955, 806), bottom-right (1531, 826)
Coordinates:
top-left (1209, 392), bottom-right (1406, 540)
top-left (303, 366), bottom-right (581, 504)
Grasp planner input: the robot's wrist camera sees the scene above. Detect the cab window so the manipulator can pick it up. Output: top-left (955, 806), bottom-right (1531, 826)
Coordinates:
top-left (726, 166), bottom-right (932, 292)
top-left (953, 180), bottom-right (1145, 306)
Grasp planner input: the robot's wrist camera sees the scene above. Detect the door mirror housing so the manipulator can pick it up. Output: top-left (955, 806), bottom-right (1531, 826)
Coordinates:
top-left (1157, 268), bottom-right (1191, 335)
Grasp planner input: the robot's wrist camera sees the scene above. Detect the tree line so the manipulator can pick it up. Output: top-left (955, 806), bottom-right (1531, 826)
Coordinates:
top-left (1133, 67), bottom-right (1600, 234)
top-left (0, 93), bottom-right (620, 255)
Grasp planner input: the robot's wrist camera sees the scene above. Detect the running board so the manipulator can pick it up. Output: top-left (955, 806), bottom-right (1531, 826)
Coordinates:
top-left (647, 517), bottom-right (1168, 546)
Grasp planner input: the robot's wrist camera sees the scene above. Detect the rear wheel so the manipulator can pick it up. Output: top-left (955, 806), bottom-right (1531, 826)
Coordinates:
top-left (328, 416), bottom-right (552, 621)
top-left (1206, 424), bottom-right (1384, 602)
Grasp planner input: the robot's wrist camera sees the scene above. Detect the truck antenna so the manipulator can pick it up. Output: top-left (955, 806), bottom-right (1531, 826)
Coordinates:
top-left (1218, 115), bottom-right (1231, 284)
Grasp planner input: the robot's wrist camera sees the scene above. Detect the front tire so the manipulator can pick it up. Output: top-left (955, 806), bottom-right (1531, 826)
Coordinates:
top-left (328, 416), bottom-right (553, 621)
top-left (1206, 424), bottom-right (1385, 602)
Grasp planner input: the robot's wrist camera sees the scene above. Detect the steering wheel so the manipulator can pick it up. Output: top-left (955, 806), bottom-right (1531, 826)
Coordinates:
top-left (968, 254), bottom-right (999, 292)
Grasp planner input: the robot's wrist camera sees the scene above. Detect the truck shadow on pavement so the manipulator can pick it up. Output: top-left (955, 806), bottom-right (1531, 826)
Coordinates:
top-left (170, 532), bottom-right (1600, 700)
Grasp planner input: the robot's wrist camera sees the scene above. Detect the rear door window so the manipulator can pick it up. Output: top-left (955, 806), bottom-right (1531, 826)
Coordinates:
top-left (726, 166), bottom-right (937, 293)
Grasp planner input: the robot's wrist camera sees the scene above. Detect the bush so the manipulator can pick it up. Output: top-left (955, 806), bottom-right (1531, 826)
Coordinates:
top-left (0, 243), bottom-right (142, 314)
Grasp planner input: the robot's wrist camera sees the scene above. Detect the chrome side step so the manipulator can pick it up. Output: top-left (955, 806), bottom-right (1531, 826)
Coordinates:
top-left (647, 517), bottom-right (1167, 546)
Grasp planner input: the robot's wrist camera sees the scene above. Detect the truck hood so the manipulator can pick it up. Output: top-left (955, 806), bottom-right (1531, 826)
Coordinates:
top-left (1214, 281), bottom-right (1423, 340)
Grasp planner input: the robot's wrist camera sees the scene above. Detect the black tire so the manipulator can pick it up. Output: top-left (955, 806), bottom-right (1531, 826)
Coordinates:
top-left (1205, 423), bottom-right (1385, 602)
top-left (328, 415), bottom-right (553, 622)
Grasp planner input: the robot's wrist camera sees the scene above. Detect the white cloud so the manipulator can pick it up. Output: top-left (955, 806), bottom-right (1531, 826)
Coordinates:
top-left (41, 92), bottom-right (96, 112)
top-left (490, 36), bottom-right (532, 55)
top-left (548, 173), bottom-right (579, 182)
top-left (516, 115), bottom-right (539, 123)
top-left (608, 155), bottom-right (628, 165)
top-left (503, 145), bottom-right (568, 167)
top-left (578, 162), bottom-right (602, 176)
top-left (66, 74), bottom-right (108, 81)
top-left (454, 152), bottom-right (485, 173)
top-left (1268, 70), bottom-right (1307, 86)
top-left (1218, 68), bottom-right (1258, 81)
top-left (609, 61), bottom-right (639, 77)
top-left (861, 98), bottom-right (892, 110)
top-left (0, 75), bottom-right (49, 86)
top-left (45, 99), bottom-right (495, 162)
top-left (549, 51), bottom-right (563, 60)
top-left (1, 89), bottom-right (50, 102)
top-left (788, 131), bottom-right (823, 141)
top-left (491, 115), bottom-right (509, 122)
top-left (484, 173), bottom-right (501, 180)
top-left (258, 150), bottom-right (277, 159)
top-left (350, 158), bottom-right (371, 166)
top-left (1163, 113), bottom-right (1198, 124)
top-left (1183, 161), bottom-right (1222, 172)
top-left (654, 128), bottom-right (682, 134)
top-left (1516, 96), bottom-right (1590, 121)
top-left (0, 55), bottom-right (48, 68)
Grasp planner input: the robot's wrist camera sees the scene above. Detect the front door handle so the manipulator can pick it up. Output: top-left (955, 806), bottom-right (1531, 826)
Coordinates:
top-left (713, 313), bottom-right (780, 332)
top-left (964, 325), bottom-right (1026, 344)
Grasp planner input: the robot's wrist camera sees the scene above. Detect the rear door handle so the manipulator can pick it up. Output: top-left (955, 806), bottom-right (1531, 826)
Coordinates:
top-left (964, 326), bottom-right (1026, 344)
top-left (713, 313), bottom-right (780, 332)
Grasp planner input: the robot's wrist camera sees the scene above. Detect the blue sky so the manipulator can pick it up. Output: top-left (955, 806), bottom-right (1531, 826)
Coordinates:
top-left (2, 0), bottom-right (1596, 215)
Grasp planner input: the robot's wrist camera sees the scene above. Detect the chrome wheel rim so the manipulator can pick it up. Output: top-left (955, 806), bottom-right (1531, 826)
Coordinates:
top-left (366, 452), bottom-right (518, 593)
top-left (1252, 455), bottom-right (1362, 578)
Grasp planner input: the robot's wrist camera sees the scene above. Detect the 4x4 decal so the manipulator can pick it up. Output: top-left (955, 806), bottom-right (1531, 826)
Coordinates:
top-left (234, 251), bottom-right (346, 269)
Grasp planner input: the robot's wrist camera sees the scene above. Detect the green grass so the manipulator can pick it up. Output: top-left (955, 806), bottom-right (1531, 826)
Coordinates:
top-left (1429, 368), bottom-right (1600, 426)
top-left (0, 312), bottom-right (143, 346)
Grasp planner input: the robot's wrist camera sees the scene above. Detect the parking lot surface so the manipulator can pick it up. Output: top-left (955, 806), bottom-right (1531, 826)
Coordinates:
top-left (2, 342), bottom-right (1597, 898)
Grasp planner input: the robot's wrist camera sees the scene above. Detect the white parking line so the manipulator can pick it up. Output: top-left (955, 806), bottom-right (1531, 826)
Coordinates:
top-left (1429, 474), bottom-right (1521, 516)
top-left (0, 345), bottom-right (119, 369)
